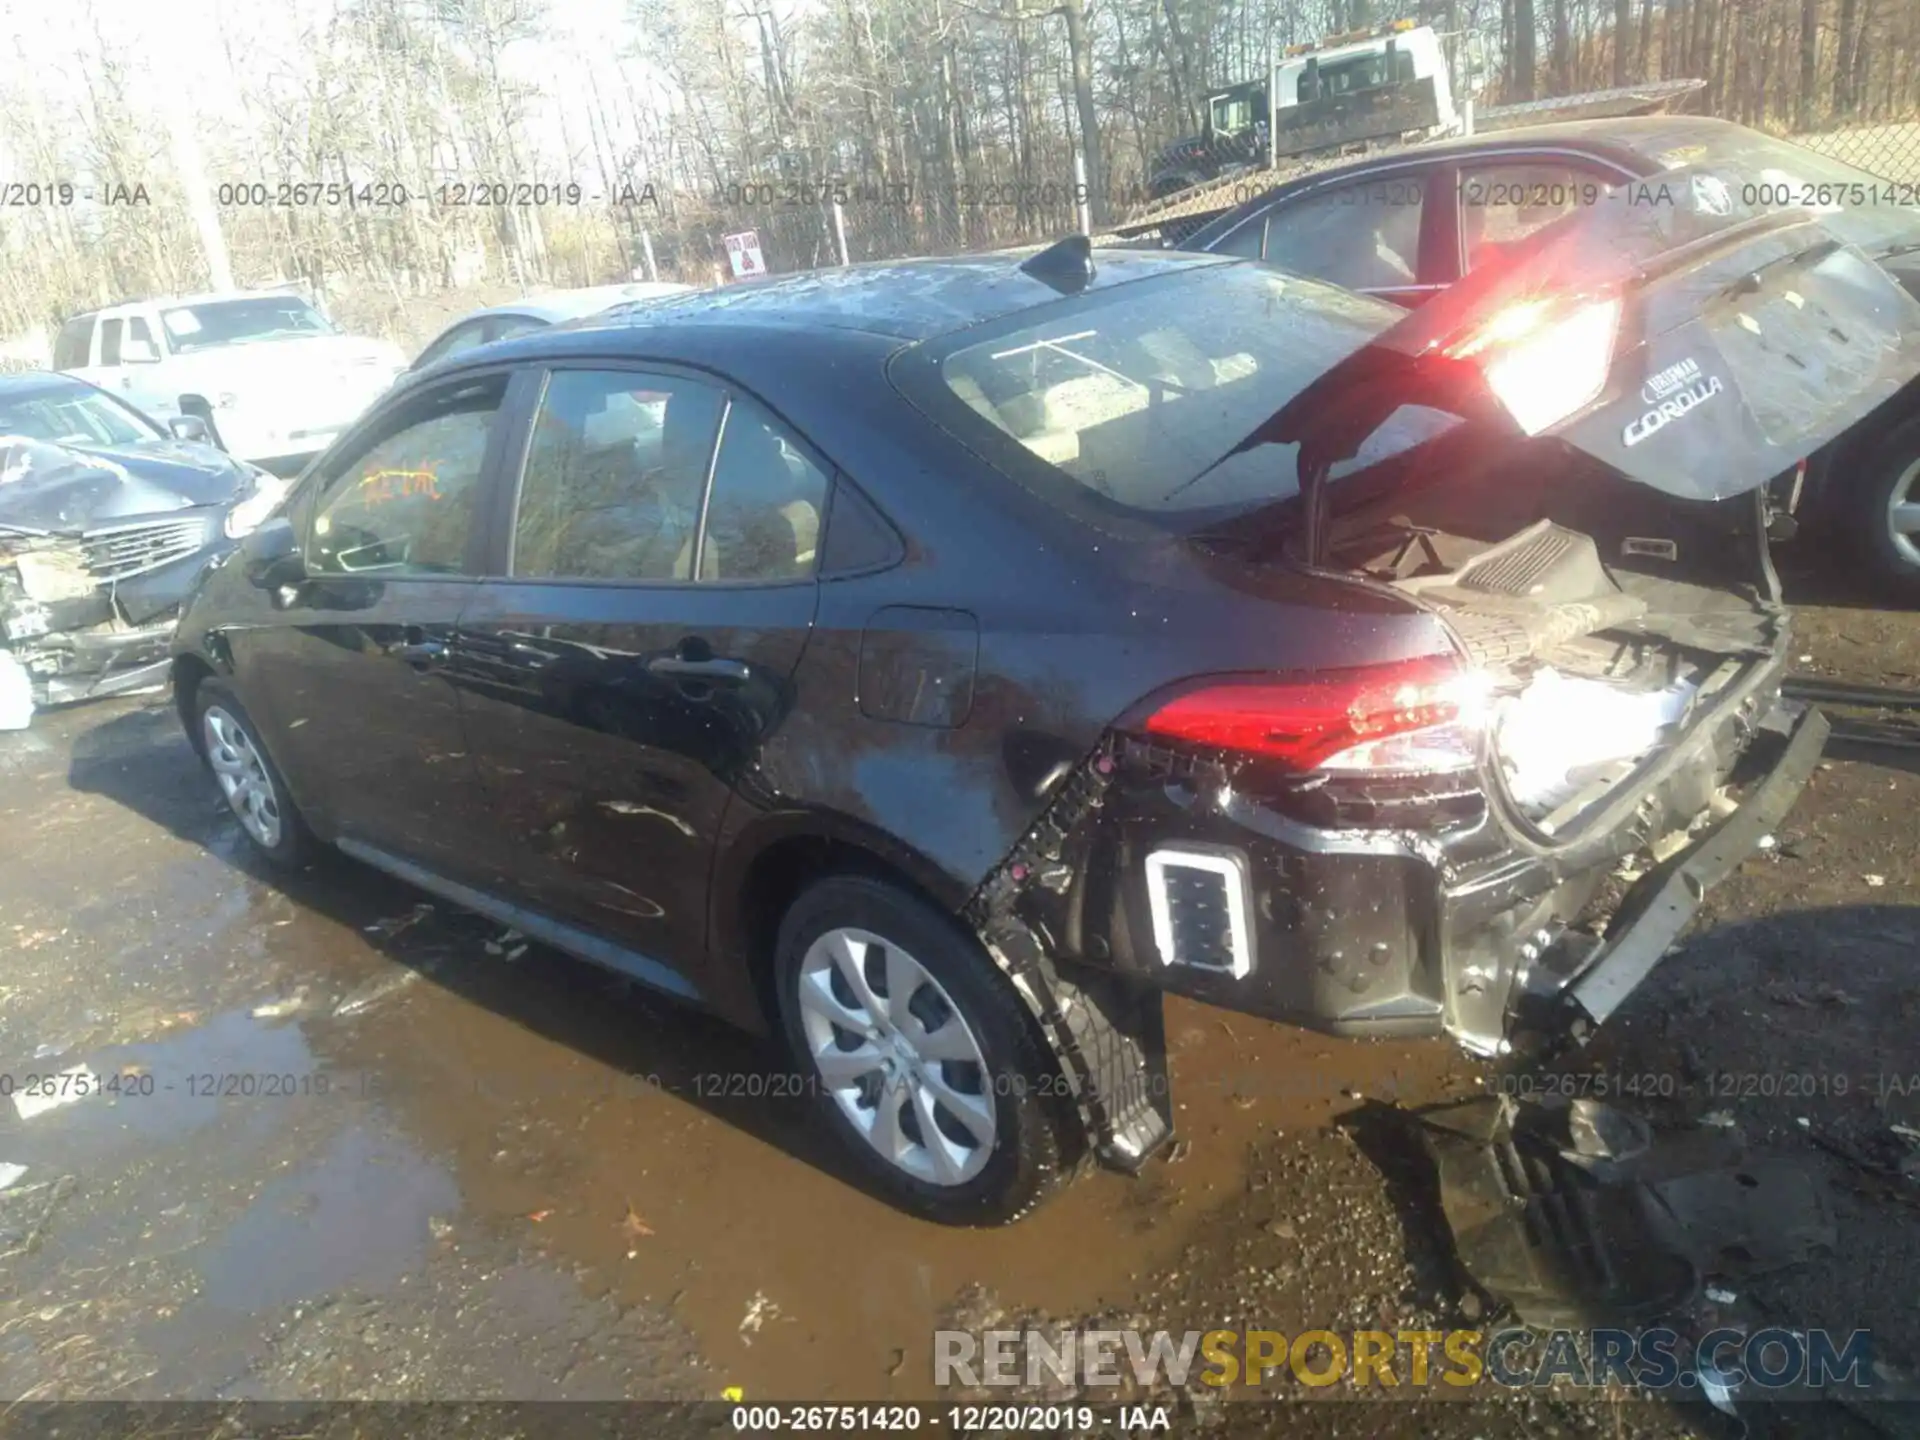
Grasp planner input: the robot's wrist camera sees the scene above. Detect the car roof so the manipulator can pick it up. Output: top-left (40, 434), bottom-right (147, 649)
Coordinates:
top-left (533, 246), bottom-right (1230, 343)
top-left (1181, 115), bottom-right (1767, 251)
top-left (457, 282), bottom-right (700, 327)
top-left (1226, 114), bottom-right (1758, 196)
top-left (1369, 112), bottom-right (1752, 169)
top-left (0, 370), bottom-right (95, 394)
top-left (63, 289), bottom-right (309, 322)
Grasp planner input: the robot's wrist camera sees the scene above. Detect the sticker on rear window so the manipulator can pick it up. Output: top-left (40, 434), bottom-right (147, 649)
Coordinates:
top-left (1691, 174), bottom-right (1733, 216)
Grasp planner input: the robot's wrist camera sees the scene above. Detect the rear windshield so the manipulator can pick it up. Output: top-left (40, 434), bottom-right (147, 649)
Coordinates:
top-left (893, 263), bottom-right (1403, 533)
top-left (1636, 124), bottom-right (1920, 250)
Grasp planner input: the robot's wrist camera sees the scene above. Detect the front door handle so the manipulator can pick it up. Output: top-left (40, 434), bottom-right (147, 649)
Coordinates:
top-left (392, 639), bottom-right (448, 670)
top-left (647, 655), bottom-right (750, 683)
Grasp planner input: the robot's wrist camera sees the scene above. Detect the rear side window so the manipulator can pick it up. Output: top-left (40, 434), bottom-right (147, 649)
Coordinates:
top-left (1264, 176), bottom-right (1426, 291)
top-left (52, 317), bottom-right (94, 370)
top-left (511, 369), bottom-right (724, 581)
top-left (99, 318), bottom-right (125, 366)
top-left (487, 315), bottom-right (547, 343)
top-left (308, 374), bottom-right (504, 576)
top-left (1458, 162), bottom-right (1611, 273)
top-left (416, 320), bottom-right (490, 369)
top-left (698, 400), bottom-right (830, 582)
top-left (1208, 213), bottom-right (1268, 260)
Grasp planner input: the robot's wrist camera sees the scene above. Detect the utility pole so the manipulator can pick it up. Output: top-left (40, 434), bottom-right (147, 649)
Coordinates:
top-left (148, 50), bottom-right (235, 290)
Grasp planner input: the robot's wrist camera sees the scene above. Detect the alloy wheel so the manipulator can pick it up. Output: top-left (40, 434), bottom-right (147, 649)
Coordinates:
top-left (1888, 455), bottom-right (1920, 572)
top-left (795, 926), bottom-right (998, 1186)
top-left (203, 705), bottom-right (284, 850)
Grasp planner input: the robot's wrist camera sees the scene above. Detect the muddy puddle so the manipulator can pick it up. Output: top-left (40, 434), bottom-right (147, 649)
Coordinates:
top-left (5, 696), bottom-right (1479, 1403)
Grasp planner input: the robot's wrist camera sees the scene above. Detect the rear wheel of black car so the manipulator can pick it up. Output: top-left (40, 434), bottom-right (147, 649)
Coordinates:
top-left (774, 874), bottom-right (1078, 1225)
top-left (1856, 417), bottom-right (1920, 596)
top-left (194, 680), bottom-right (310, 868)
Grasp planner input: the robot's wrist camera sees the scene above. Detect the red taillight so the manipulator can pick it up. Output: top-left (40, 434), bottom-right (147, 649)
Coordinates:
top-left (1142, 655), bottom-right (1483, 773)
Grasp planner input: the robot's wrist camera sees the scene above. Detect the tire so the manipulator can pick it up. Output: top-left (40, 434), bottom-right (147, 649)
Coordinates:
top-left (1852, 416), bottom-right (1920, 597)
top-left (773, 874), bottom-right (1081, 1225)
top-left (193, 679), bottom-right (311, 868)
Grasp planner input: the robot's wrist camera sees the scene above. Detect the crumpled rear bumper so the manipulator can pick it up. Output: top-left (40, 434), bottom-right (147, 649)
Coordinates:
top-left (979, 674), bottom-right (1824, 1067)
top-left (1521, 702), bottom-right (1829, 1044)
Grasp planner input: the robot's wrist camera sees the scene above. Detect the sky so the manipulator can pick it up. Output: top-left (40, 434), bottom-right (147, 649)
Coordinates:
top-left (0, 0), bottom-right (693, 180)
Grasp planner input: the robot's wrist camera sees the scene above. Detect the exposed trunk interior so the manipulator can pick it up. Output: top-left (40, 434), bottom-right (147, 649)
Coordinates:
top-left (1324, 443), bottom-right (1784, 836)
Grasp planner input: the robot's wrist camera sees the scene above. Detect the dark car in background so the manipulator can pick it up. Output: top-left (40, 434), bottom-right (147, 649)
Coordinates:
top-left (1179, 116), bottom-right (1920, 592)
top-left (407, 282), bottom-right (699, 374)
top-left (168, 230), bottom-right (1902, 1222)
top-left (0, 371), bottom-right (287, 716)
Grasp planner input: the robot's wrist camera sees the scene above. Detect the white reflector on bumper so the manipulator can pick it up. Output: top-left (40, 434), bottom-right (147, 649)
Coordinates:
top-left (1144, 847), bottom-right (1254, 978)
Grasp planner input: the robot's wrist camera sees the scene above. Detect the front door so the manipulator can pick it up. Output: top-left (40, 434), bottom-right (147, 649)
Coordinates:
top-left (453, 365), bottom-right (826, 981)
top-left (231, 370), bottom-right (512, 880)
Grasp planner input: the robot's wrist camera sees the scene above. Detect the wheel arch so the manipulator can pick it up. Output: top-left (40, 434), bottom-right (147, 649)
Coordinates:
top-left (713, 810), bottom-right (978, 1034)
top-left (171, 653), bottom-right (219, 759)
top-left (1810, 375), bottom-right (1920, 505)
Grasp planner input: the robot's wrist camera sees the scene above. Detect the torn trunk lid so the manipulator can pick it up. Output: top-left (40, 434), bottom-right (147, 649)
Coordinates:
top-left (1224, 177), bottom-right (1920, 517)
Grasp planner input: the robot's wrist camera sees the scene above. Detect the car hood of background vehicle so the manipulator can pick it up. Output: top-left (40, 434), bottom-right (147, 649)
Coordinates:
top-left (0, 435), bottom-right (245, 532)
top-left (1218, 170), bottom-right (1920, 508)
top-left (168, 333), bottom-right (403, 385)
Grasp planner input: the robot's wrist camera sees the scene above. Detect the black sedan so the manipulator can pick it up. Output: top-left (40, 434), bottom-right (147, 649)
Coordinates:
top-left (0, 371), bottom-right (287, 715)
top-left (170, 234), bottom-right (1895, 1221)
top-left (1178, 115), bottom-right (1920, 593)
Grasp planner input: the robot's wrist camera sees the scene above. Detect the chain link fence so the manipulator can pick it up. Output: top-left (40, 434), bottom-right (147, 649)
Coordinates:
top-left (2, 90), bottom-right (1916, 357)
top-left (577, 99), bottom-right (1920, 297)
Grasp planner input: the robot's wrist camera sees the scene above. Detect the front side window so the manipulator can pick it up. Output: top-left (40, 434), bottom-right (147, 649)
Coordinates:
top-left (1264, 175), bottom-right (1426, 291)
top-left (1211, 92), bottom-right (1257, 134)
top-left (416, 320), bottom-right (491, 370)
top-left (160, 296), bottom-right (335, 354)
top-left (511, 369), bottom-right (724, 581)
top-left (124, 317), bottom-right (159, 361)
top-left (308, 375), bottom-right (503, 576)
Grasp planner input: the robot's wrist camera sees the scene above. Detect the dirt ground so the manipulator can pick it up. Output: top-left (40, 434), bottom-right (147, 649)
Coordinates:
top-left (0, 551), bottom-right (1915, 1438)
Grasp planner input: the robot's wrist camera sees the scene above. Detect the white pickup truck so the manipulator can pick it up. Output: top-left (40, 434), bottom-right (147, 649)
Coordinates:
top-left (52, 290), bottom-right (408, 470)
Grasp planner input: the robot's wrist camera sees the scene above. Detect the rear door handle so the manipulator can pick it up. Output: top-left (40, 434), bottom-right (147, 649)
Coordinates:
top-left (647, 655), bottom-right (750, 683)
top-left (392, 639), bottom-right (447, 669)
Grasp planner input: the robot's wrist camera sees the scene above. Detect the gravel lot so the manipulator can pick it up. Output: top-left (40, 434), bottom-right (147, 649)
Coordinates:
top-left (0, 552), bottom-right (1914, 1438)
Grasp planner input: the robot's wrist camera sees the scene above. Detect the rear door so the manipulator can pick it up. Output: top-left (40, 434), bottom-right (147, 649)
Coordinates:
top-left (454, 362), bottom-right (827, 983)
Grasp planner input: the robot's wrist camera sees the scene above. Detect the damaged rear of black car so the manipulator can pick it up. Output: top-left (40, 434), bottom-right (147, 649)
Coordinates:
top-left (905, 187), bottom-right (1915, 1155)
top-left (168, 196), bottom-right (1911, 1226)
top-left (0, 397), bottom-right (281, 716)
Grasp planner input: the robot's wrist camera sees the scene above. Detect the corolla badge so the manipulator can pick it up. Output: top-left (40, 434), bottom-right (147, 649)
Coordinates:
top-left (1625, 360), bottom-right (1724, 447)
